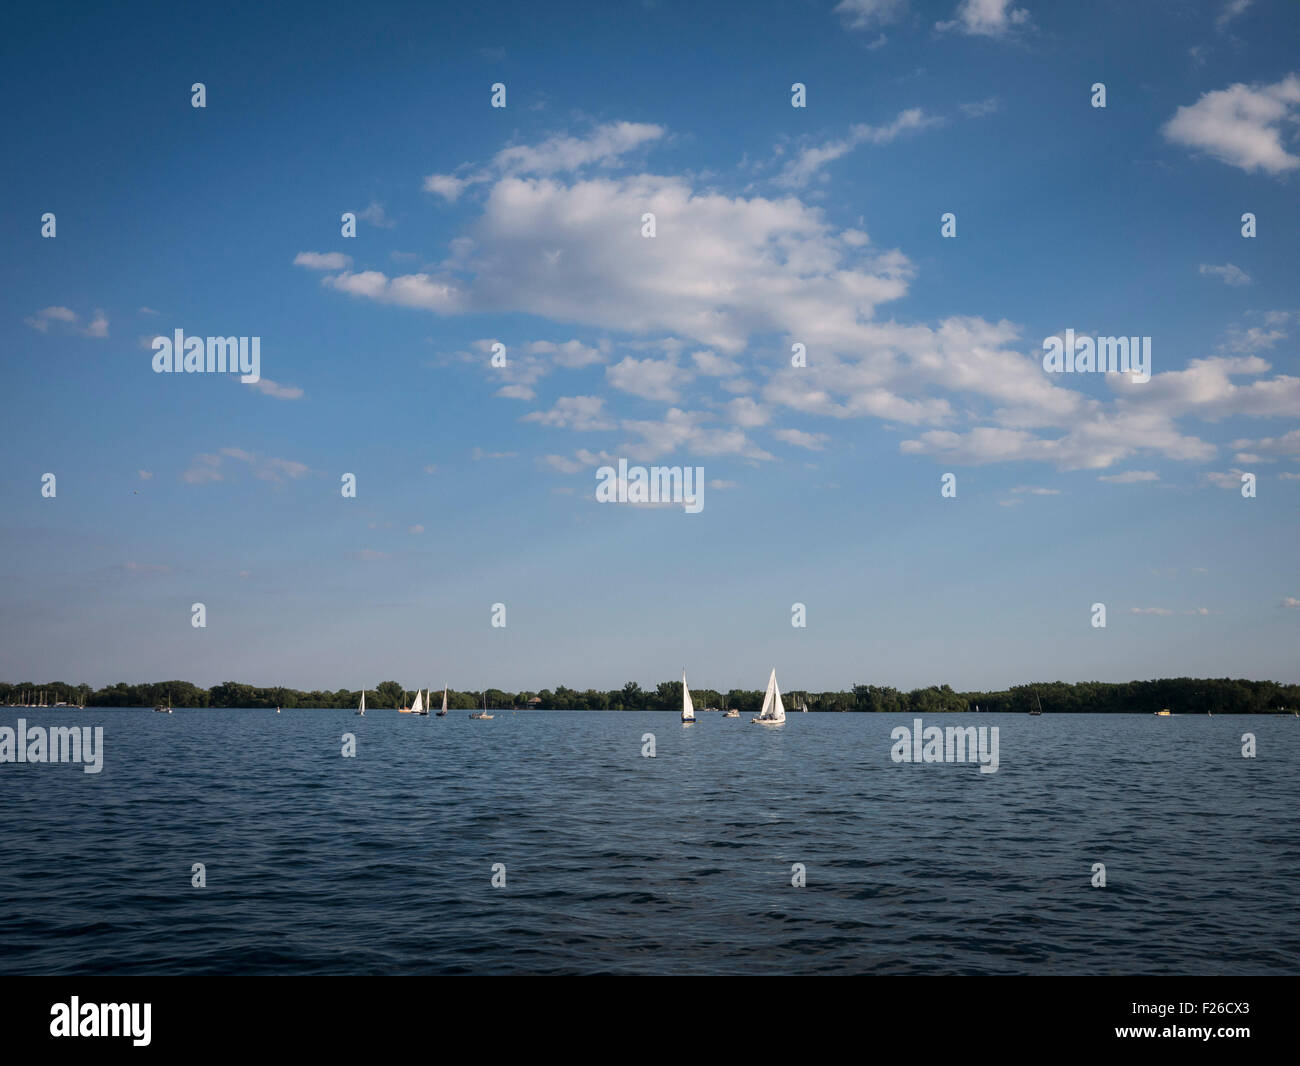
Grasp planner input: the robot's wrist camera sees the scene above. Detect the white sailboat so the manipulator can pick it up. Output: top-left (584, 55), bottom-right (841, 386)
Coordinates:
top-left (437, 686), bottom-right (448, 716)
top-left (356, 690), bottom-right (366, 717)
top-left (751, 669), bottom-right (786, 725)
top-left (681, 668), bottom-right (695, 723)
top-left (411, 688), bottom-right (427, 716)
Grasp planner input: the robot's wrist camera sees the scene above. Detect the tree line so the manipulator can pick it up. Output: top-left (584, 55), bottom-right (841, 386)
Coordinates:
top-left (1, 677), bottom-right (1296, 713)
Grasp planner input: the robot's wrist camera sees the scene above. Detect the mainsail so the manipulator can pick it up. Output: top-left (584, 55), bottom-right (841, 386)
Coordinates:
top-left (411, 689), bottom-right (424, 714)
top-left (681, 669), bottom-right (695, 722)
top-left (758, 669), bottom-right (786, 722)
top-left (441, 687), bottom-right (448, 714)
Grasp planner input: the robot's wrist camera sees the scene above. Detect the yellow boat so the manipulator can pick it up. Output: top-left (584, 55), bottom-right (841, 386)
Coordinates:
top-left (1154, 709), bottom-right (1172, 716)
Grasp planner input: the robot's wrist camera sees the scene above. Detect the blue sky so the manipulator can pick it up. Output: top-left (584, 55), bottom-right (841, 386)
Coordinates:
top-left (2, 0), bottom-right (1298, 693)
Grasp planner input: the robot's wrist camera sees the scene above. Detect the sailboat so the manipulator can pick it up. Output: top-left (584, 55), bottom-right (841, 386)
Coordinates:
top-left (411, 688), bottom-right (428, 716)
top-left (356, 690), bottom-right (366, 717)
top-left (436, 686), bottom-right (448, 716)
top-left (751, 669), bottom-right (786, 725)
top-left (153, 690), bottom-right (172, 714)
top-left (398, 689), bottom-right (416, 714)
top-left (681, 669), bottom-right (695, 723)
top-left (1029, 691), bottom-right (1043, 716)
top-left (799, 697), bottom-right (809, 714)
top-left (470, 692), bottom-right (493, 720)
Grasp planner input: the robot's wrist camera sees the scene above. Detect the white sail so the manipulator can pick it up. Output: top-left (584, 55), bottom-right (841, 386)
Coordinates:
top-left (359, 690), bottom-right (366, 714)
top-left (412, 688), bottom-right (424, 714)
top-left (441, 687), bottom-right (448, 713)
top-left (758, 669), bottom-right (786, 722)
top-left (681, 669), bottom-right (695, 722)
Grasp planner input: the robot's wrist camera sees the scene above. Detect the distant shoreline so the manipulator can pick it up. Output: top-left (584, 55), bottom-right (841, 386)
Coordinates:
top-left (3, 677), bottom-right (1297, 716)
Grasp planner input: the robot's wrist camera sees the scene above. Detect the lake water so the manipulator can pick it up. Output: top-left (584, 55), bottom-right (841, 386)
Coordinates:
top-left (1, 709), bottom-right (1297, 975)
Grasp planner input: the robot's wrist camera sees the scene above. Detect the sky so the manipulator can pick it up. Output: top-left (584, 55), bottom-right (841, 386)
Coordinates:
top-left (1, 0), bottom-right (1298, 694)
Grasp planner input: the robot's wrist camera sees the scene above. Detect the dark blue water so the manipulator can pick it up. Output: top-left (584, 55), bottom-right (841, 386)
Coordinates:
top-left (1, 709), bottom-right (1297, 975)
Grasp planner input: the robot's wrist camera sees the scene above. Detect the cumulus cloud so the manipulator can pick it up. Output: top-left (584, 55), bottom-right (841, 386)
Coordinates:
top-left (606, 355), bottom-right (692, 403)
top-left (937, 0), bottom-right (1031, 38)
top-left (773, 428), bottom-right (830, 450)
top-left (25, 305), bottom-right (107, 337)
top-left (313, 122), bottom-right (1300, 477)
top-left (523, 396), bottom-right (616, 431)
top-left (1163, 74), bottom-right (1300, 175)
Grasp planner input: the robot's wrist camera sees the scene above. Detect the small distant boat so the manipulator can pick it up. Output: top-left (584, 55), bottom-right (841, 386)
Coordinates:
top-left (437, 686), bottom-right (448, 716)
top-left (154, 690), bottom-right (172, 714)
top-left (276, 707), bottom-right (281, 714)
top-left (681, 668), bottom-right (695, 724)
top-left (411, 688), bottom-right (428, 717)
top-left (397, 689), bottom-right (416, 714)
top-left (799, 698), bottom-right (809, 714)
top-left (1029, 691), bottom-right (1043, 716)
top-left (1154, 709), bottom-right (1172, 717)
top-left (356, 690), bottom-right (366, 717)
top-left (723, 708), bottom-right (739, 718)
top-left (470, 693), bottom-right (493, 720)
top-left (751, 669), bottom-right (786, 725)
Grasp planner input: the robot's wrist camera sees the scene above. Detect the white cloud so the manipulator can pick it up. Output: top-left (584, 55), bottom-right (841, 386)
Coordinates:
top-left (523, 395), bottom-right (616, 431)
top-left (773, 427), bottom-right (830, 450)
top-left (778, 109), bottom-right (943, 187)
top-left (1098, 470), bottom-right (1159, 483)
top-left (1163, 74), bottom-right (1300, 175)
top-left (1229, 428), bottom-right (1300, 458)
top-left (542, 448), bottom-right (616, 474)
top-left (834, 0), bottom-right (907, 29)
top-left (25, 305), bottom-right (105, 336)
top-left (423, 174), bottom-right (468, 202)
top-left (423, 121), bottom-right (665, 201)
top-left (606, 355), bottom-right (692, 403)
top-left (1199, 262), bottom-right (1251, 286)
top-left (182, 448), bottom-right (309, 485)
top-left (937, 0), bottom-right (1031, 38)
top-left (493, 121), bottom-right (665, 176)
top-left (80, 309), bottom-right (109, 338)
top-left (245, 378), bottom-right (304, 400)
top-left (1216, 0), bottom-right (1252, 33)
top-left (1204, 468), bottom-right (1247, 489)
top-left (619, 408), bottom-right (774, 462)
top-left (359, 202), bottom-right (395, 229)
top-left (726, 397), bottom-right (769, 428)
top-left (294, 251), bottom-right (354, 271)
top-left (692, 350), bottom-right (742, 376)
top-left (960, 97), bottom-right (1001, 118)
